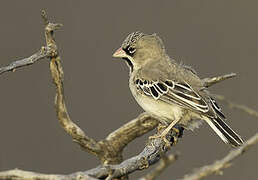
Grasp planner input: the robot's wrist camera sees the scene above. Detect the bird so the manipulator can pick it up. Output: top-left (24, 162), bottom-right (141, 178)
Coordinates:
top-left (112, 31), bottom-right (244, 147)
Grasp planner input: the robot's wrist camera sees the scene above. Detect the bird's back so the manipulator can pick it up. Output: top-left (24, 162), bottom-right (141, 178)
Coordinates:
top-left (136, 57), bottom-right (204, 91)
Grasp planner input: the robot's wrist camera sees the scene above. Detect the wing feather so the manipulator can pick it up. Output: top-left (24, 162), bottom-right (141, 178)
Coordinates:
top-left (135, 78), bottom-right (209, 113)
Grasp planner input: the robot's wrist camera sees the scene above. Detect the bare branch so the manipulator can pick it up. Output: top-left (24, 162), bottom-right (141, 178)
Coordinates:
top-left (139, 153), bottom-right (178, 180)
top-left (0, 47), bottom-right (50, 75)
top-left (0, 150), bottom-right (178, 180)
top-left (0, 169), bottom-right (98, 180)
top-left (181, 133), bottom-right (258, 180)
top-left (0, 10), bottom-right (105, 159)
top-left (202, 73), bottom-right (236, 88)
top-left (40, 10), bottom-right (103, 157)
top-left (0, 10), bottom-right (63, 76)
top-left (214, 94), bottom-right (258, 118)
top-left (85, 126), bottom-right (182, 179)
top-left (1, 130), bottom-right (257, 180)
top-left (49, 51), bottom-right (103, 156)
top-left (105, 112), bottom-right (159, 152)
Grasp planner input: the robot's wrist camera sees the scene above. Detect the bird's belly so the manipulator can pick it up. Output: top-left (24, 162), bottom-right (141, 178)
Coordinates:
top-left (135, 95), bottom-right (203, 129)
top-left (134, 94), bottom-right (183, 123)
top-left (129, 80), bottom-right (202, 129)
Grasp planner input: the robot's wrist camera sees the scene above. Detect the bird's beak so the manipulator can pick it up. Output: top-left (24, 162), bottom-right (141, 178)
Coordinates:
top-left (113, 47), bottom-right (126, 58)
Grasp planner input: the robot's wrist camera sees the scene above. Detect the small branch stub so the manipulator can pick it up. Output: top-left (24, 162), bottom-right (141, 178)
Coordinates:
top-left (202, 73), bottom-right (236, 88)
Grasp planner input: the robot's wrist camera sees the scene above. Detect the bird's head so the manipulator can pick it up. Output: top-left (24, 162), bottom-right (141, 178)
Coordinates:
top-left (113, 32), bottom-right (166, 72)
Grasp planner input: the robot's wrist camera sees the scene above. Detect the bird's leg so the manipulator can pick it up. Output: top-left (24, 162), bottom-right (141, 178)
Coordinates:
top-left (159, 118), bottom-right (180, 139)
top-left (149, 118), bottom-right (181, 146)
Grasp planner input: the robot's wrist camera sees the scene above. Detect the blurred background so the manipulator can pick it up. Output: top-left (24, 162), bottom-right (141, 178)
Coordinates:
top-left (0, 1), bottom-right (257, 179)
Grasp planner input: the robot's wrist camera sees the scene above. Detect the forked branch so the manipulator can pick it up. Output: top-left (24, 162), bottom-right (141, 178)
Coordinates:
top-left (40, 10), bottom-right (104, 158)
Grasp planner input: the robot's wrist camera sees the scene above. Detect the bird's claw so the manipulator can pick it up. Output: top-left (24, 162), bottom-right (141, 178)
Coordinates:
top-left (149, 134), bottom-right (171, 147)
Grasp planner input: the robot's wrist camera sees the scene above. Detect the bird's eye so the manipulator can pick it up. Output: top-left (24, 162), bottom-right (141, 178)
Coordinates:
top-left (123, 46), bottom-right (136, 56)
top-left (128, 47), bottom-right (136, 54)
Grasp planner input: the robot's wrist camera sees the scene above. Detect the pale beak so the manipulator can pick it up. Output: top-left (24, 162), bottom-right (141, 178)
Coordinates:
top-left (112, 47), bottom-right (127, 58)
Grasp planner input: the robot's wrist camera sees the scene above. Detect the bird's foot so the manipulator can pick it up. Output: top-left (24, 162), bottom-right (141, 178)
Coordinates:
top-left (149, 124), bottom-right (184, 147)
top-left (149, 134), bottom-right (171, 147)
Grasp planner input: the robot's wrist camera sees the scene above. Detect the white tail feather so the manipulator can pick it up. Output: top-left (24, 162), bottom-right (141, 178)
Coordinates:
top-left (205, 118), bottom-right (229, 144)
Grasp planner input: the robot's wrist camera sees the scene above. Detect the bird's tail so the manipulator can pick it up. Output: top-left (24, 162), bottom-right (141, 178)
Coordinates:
top-left (205, 117), bottom-right (244, 147)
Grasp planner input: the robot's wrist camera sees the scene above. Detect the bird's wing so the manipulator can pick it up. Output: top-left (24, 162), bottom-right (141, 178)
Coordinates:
top-left (134, 78), bottom-right (225, 118)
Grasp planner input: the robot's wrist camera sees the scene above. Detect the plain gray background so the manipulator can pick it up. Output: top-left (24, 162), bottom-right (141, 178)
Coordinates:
top-left (0, 1), bottom-right (257, 179)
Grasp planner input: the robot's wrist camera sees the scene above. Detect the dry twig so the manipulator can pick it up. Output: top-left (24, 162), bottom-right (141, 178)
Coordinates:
top-left (0, 47), bottom-right (50, 75)
top-left (202, 73), bottom-right (236, 88)
top-left (181, 133), bottom-right (258, 180)
top-left (0, 169), bottom-right (98, 180)
top-left (214, 94), bottom-right (258, 118)
top-left (41, 10), bottom-right (103, 158)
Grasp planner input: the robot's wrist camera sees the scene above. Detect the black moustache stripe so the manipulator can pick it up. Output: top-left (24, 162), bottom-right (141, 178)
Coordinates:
top-left (122, 57), bottom-right (134, 72)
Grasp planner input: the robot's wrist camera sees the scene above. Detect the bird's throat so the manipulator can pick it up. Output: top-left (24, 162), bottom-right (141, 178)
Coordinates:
top-left (123, 57), bottom-right (134, 72)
